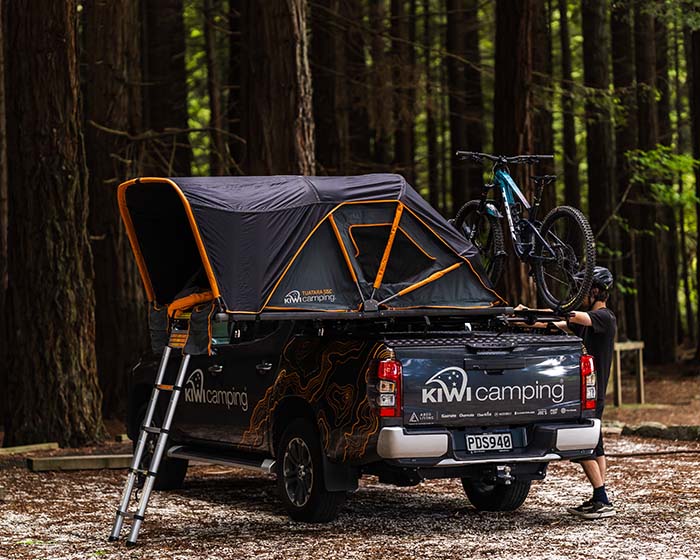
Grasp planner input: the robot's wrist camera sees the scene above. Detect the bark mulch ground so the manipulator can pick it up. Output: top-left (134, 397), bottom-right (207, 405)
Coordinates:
top-left (1, 367), bottom-right (699, 559)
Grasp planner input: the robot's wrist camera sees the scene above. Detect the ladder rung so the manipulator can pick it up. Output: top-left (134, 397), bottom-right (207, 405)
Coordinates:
top-left (142, 426), bottom-right (169, 436)
top-left (155, 383), bottom-right (182, 392)
top-left (129, 467), bottom-right (148, 476)
top-left (117, 509), bottom-right (144, 521)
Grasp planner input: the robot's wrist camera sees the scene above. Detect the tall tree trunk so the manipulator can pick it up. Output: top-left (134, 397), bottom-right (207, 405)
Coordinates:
top-left (5, 0), bottom-right (103, 446)
top-left (143, 0), bottom-right (192, 176)
top-left (463, 0), bottom-right (485, 203)
top-left (688, 28), bottom-right (700, 359)
top-left (558, 0), bottom-right (580, 208)
top-left (611, 0), bottom-right (637, 340)
top-left (83, 0), bottom-right (148, 418)
top-left (408, 0), bottom-right (418, 182)
top-left (655, 14), bottom-right (679, 347)
top-left (445, 0), bottom-right (484, 209)
top-left (635, 2), bottom-right (676, 363)
top-left (582, 0), bottom-right (615, 247)
top-left (242, 0), bottom-right (315, 174)
top-left (391, 0), bottom-right (413, 182)
top-left (494, 0), bottom-right (536, 305)
top-left (0, 0), bottom-right (6, 307)
top-left (311, 0), bottom-right (350, 174)
top-left (0, 0), bottom-right (7, 424)
top-left (533, 0), bottom-right (555, 210)
top-left (369, 0), bottom-right (393, 166)
top-left (204, 0), bottom-right (227, 175)
top-left (424, 0), bottom-right (439, 209)
top-left (675, 15), bottom-right (694, 343)
top-left (227, 0), bottom-right (244, 172)
top-left (343, 0), bottom-right (372, 170)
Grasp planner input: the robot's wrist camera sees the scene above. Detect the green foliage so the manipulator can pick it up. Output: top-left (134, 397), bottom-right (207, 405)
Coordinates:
top-left (627, 146), bottom-right (699, 209)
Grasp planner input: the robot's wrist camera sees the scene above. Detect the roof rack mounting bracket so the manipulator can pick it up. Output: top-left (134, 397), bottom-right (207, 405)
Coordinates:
top-left (363, 299), bottom-right (379, 312)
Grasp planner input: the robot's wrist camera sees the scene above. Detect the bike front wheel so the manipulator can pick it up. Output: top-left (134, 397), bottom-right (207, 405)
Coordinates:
top-left (533, 205), bottom-right (595, 311)
top-left (453, 200), bottom-right (506, 287)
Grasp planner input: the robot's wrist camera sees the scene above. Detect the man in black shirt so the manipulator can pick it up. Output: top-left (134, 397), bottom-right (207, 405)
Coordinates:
top-left (566, 266), bottom-right (617, 519)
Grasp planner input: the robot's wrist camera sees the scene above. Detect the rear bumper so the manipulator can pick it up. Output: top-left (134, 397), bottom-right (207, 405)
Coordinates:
top-left (376, 418), bottom-right (601, 464)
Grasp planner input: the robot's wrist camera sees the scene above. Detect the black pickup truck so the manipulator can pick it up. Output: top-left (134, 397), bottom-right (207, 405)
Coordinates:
top-left (115, 174), bottom-right (599, 529)
top-left (127, 312), bottom-right (599, 521)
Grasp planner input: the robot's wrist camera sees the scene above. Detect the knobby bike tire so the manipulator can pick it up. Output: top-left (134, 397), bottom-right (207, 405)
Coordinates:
top-left (453, 200), bottom-right (506, 287)
top-left (533, 205), bottom-right (595, 311)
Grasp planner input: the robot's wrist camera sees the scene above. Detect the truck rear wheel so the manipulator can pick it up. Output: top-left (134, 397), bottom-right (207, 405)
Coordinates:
top-left (276, 419), bottom-right (346, 522)
top-left (461, 478), bottom-right (531, 512)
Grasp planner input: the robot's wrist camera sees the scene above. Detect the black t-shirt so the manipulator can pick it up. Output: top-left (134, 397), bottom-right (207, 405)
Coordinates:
top-left (571, 307), bottom-right (617, 407)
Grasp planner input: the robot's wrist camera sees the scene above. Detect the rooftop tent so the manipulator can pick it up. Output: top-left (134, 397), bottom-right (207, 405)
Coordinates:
top-left (118, 174), bottom-right (506, 316)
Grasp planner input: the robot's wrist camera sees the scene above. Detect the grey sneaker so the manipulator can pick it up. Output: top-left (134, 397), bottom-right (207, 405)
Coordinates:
top-left (568, 500), bottom-right (615, 519)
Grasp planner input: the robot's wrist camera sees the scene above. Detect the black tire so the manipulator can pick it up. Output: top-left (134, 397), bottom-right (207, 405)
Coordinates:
top-left (462, 478), bottom-right (531, 512)
top-left (276, 418), bottom-right (345, 523)
top-left (533, 205), bottom-right (595, 311)
top-left (134, 404), bottom-right (188, 491)
top-left (454, 200), bottom-right (506, 286)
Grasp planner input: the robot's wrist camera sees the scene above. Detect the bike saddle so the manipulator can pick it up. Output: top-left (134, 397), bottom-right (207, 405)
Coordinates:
top-left (531, 175), bottom-right (557, 184)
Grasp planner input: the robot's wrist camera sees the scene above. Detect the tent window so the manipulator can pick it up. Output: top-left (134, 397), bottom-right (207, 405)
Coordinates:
top-left (350, 224), bottom-right (436, 283)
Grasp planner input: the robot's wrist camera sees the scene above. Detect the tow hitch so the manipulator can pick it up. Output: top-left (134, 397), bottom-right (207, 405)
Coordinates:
top-left (496, 465), bottom-right (514, 485)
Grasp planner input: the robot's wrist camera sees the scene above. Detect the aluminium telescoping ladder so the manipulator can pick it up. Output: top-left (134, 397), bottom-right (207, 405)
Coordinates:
top-left (108, 336), bottom-right (191, 546)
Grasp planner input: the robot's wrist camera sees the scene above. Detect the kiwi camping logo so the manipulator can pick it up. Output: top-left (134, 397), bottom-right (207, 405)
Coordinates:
top-left (184, 369), bottom-right (249, 412)
top-left (283, 288), bottom-right (336, 304)
top-left (421, 367), bottom-right (565, 405)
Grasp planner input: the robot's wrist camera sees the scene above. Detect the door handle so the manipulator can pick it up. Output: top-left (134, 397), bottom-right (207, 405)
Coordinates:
top-left (208, 364), bottom-right (224, 375)
top-left (256, 361), bottom-right (273, 374)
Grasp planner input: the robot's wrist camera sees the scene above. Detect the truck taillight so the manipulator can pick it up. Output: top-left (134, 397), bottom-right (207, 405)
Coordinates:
top-left (377, 360), bottom-right (402, 417)
top-left (580, 354), bottom-right (597, 410)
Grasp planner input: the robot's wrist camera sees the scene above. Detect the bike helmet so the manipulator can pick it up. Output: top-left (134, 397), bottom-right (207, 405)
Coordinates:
top-left (575, 266), bottom-right (614, 291)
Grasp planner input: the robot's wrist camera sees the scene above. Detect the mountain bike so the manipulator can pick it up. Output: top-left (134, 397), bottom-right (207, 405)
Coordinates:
top-left (453, 151), bottom-right (595, 312)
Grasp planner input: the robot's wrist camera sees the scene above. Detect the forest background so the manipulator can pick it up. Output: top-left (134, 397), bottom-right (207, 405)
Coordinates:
top-left (1, 0), bottom-right (699, 447)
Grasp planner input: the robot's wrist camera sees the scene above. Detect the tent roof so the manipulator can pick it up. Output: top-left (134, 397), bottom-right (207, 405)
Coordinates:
top-left (118, 175), bottom-right (507, 317)
top-left (170, 174), bottom-right (408, 212)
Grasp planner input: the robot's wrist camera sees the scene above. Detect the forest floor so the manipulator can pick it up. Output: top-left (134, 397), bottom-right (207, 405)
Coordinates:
top-left (0, 365), bottom-right (699, 560)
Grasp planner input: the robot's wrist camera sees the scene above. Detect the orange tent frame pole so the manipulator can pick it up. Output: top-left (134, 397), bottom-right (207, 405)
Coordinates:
top-left (371, 202), bottom-right (404, 298)
top-left (379, 262), bottom-right (463, 305)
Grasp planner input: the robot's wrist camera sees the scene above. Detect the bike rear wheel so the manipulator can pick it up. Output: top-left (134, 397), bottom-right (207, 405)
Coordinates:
top-left (533, 205), bottom-right (595, 311)
top-left (454, 200), bottom-right (506, 286)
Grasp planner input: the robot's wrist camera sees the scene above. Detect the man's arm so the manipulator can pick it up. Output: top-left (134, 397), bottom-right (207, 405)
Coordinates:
top-left (567, 311), bottom-right (593, 327)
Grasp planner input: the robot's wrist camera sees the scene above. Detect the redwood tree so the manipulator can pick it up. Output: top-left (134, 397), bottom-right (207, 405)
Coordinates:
top-left (241, 0), bottom-right (315, 174)
top-left (533, 0), bottom-right (555, 210)
top-left (5, 0), bottom-right (103, 446)
top-left (582, 0), bottom-right (615, 245)
top-left (143, 0), bottom-right (192, 175)
top-left (558, 0), bottom-right (580, 208)
top-left (634, 2), bottom-right (676, 362)
top-left (611, 0), bottom-right (637, 339)
top-left (447, 0), bottom-right (484, 211)
top-left (493, 0), bottom-right (536, 304)
top-left (688, 28), bottom-right (700, 359)
top-left (391, 0), bottom-right (414, 182)
top-left (83, 0), bottom-right (148, 417)
top-left (311, 0), bottom-right (351, 174)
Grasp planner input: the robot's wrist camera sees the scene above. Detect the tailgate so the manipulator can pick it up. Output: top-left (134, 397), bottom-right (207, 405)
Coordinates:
top-left (393, 332), bottom-right (583, 428)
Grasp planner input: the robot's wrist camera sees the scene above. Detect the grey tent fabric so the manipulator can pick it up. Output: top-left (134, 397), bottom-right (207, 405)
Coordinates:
top-left (120, 174), bottom-right (506, 313)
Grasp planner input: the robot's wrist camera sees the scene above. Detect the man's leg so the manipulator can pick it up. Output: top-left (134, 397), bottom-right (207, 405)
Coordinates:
top-left (580, 458), bottom-right (604, 489)
top-left (595, 455), bottom-right (606, 484)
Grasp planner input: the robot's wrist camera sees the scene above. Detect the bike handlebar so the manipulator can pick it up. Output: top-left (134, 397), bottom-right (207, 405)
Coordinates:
top-left (456, 151), bottom-right (554, 165)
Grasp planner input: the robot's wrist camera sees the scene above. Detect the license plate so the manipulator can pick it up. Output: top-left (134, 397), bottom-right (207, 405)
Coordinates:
top-left (466, 433), bottom-right (513, 452)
